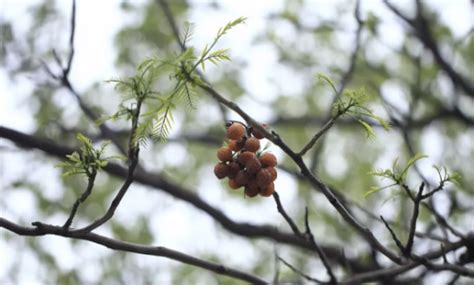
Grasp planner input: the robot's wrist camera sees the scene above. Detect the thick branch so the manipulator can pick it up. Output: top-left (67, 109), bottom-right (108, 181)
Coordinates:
top-left (0, 218), bottom-right (267, 284)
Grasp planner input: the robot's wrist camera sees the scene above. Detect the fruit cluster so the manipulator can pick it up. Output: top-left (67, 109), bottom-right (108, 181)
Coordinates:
top-left (214, 122), bottom-right (278, 197)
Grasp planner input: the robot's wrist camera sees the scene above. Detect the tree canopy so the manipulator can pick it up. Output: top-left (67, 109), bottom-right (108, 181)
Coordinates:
top-left (1, 0), bottom-right (473, 284)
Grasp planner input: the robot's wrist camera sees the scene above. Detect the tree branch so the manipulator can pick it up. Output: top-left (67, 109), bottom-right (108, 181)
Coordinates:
top-left (384, 0), bottom-right (474, 97)
top-left (0, 217), bottom-right (267, 284)
top-left (304, 207), bottom-right (337, 284)
top-left (278, 256), bottom-right (325, 284)
top-left (342, 238), bottom-right (467, 283)
top-left (272, 191), bottom-right (302, 236)
top-left (62, 169), bottom-right (97, 228)
top-left (64, 0), bottom-right (76, 76)
top-left (1, 126), bottom-right (371, 272)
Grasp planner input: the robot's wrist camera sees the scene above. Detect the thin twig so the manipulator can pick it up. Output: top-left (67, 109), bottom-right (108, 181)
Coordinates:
top-left (63, 169), bottom-right (97, 228)
top-left (64, 0), bottom-right (76, 76)
top-left (342, 238), bottom-right (466, 284)
top-left (305, 208), bottom-right (337, 284)
top-left (405, 183), bottom-right (425, 255)
top-left (278, 256), bottom-right (325, 284)
top-left (399, 129), bottom-right (464, 239)
top-left (272, 191), bottom-right (302, 236)
top-left (39, 0), bottom-right (128, 156)
top-left (309, 0), bottom-right (363, 171)
top-left (298, 116), bottom-right (337, 156)
top-left (380, 215), bottom-right (406, 256)
top-left (272, 245), bottom-right (280, 284)
top-left (384, 0), bottom-right (474, 97)
top-left (70, 99), bottom-right (143, 234)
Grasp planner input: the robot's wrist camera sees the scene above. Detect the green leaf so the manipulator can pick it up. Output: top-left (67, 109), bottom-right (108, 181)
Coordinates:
top-left (217, 17), bottom-right (247, 38)
top-left (399, 153), bottom-right (428, 180)
top-left (206, 49), bottom-right (231, 64)
top-left (180, 47), bottom-right (196, 62)
top-left (152, 104), bottom-right (175, 142)
top-left (181, 21), bottom-right (194, 46)
top-left (358, 119), bottom-right (376, 139)
top-left (368, 168), bottom-right (393, 178)
top-left (76, 133), bottom-right (92, 148)
top-left (316, 73), bottom-right (338, 94)
top-left (447, 172), bottom-right (462, 186)
top-left (364, 183), bottom-right (398, 198)
top-left (372, 114), bottom-right (391, 131)
top-left (176, 83), bottom-right (196, 110)
top-left (364, 186), bottom-right (382, 198)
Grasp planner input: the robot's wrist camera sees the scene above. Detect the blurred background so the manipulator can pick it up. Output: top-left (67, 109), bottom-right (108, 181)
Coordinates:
top-left (1, 0), bottom-right (473, 284)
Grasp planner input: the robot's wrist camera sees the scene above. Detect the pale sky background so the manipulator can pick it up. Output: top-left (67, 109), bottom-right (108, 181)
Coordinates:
top-left (1, 0), bottom-right (473, 284)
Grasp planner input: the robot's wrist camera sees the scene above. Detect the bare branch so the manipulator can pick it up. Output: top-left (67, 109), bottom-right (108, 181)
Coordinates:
top-left (278, 256), bottom-right (325, 284)
top-left (309, 0), bottom-right (364, 171)
top-left (64, 0), bottom-right (76, 76)
top-left (405, 183), bottom-right (425, 254)
top-left (380, 216), bottom-right (406, 256)
top-left (298, 116), bottom-right (338, 156)
top-left (305, 208), bottom-right (337, 284)
top-left (272, 191), bottom-right (302, 236)
top-left (384, 0), bottom-right (474, 97)
top-left (0, 217), bottom-right (267, 284)
top-left (62, 170), bottom-right (97, 228)
top-left (342, 238), bottom-right (467, 283)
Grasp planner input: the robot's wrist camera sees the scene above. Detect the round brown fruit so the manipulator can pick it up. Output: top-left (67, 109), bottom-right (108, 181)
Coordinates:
top-left (245, 158), bottom-right (262, 174)
top-left (235, 170), bottom-right (250, 186)
top-left (256, 168), bottom-right (273, 187)
top-left (227, 161), bottom-right (241, 179)
top-left (238, 151), bottom-right (255, 165)
top-left (251, 123), bottom-right (268, 139)
top-left (244, 137), bottom-right (260, 152)
top-left (228, 178), bottom-right (241, 189)
top-left (227, 123), bottom-right (246, 140)
top-left (228, 140), bottom-right (242, 152)
top-left (217, 146), bottom-right (233, 162)
top-left (214, 163), bottom-right (229, 179)
top-left (259, 152), bottom-right (277, 167)
top-left (267, 167), bottom-right (277, 181)
top-left (260, 182), bottom-right (275, 197)
top-left (245, 180), bottom-right (260, 197)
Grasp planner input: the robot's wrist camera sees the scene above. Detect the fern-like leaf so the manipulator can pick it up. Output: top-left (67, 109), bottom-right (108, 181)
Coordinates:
top-left (216, 17), bottom-right (246, 38)
top-left (179, 83), bottom-right (196, 110)
top-left (152, 104), bottom-right (174, 142)
top-left (181, 22), bottom-right (194, 46)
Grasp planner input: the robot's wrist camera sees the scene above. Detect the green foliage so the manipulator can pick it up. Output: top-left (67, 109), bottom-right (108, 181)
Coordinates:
top-left (340, 90), bottom-right (390, 137)
top-left (57, 133), bottom-right (124, 177)
top-left (433, 165), bottom-right (462, 187)
top-left (4, 1), bottom-right (473, 283)
top-left (367, 153), bottom-right (461, 197)
top-left (317, 73), bottom-right (391, 139)
top-left (103, 17), bottom-right (246, 143)
top-left (316, 73), bottom-right (337, 94)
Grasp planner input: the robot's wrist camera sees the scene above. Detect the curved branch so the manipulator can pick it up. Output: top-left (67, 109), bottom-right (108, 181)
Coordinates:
top-left (342, 238), bottom-right (467, 283)
top-left (0, 217), bottom-right (267, 284)
top-left (0, 126), bottom-right (373, 273)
